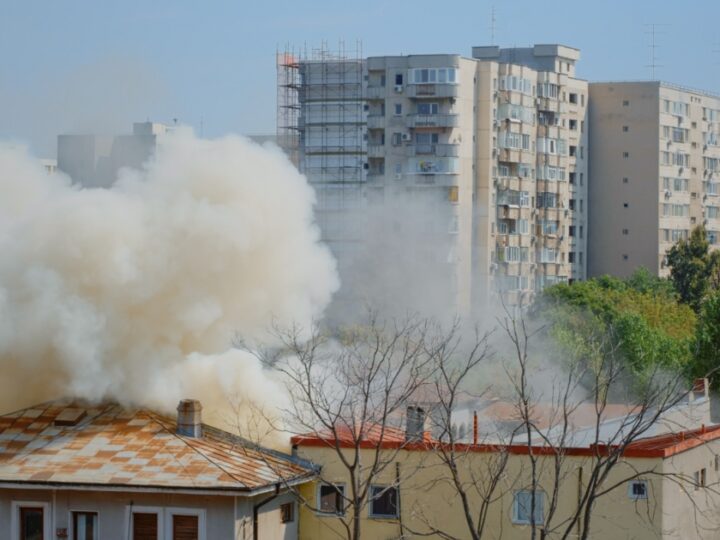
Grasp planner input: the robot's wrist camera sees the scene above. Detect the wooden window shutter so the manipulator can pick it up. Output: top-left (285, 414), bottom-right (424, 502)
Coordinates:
top-left (172, 515), bottom-right (199, 540)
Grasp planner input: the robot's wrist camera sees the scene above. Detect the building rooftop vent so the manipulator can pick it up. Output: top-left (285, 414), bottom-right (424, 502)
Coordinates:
top-left (54, 408), bottom-right (87, 427)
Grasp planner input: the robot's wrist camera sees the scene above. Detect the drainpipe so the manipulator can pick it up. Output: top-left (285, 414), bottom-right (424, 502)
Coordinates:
top-left (396, 462), bottom-right (404, 538)
top-left (253, 484), bottom-right (281, 540)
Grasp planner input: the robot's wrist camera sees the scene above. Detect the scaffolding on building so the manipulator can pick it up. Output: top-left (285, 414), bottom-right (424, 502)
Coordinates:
top-left (276, 41), bottom-right (366, 244)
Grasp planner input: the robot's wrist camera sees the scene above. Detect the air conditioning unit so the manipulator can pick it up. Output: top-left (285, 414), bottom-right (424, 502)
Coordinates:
top-left (664, 190), bottom-right (672, 198)
top-left (394, 85), bottom-right (404, 93)
top-left (401, 133), bottom-right (412, 142)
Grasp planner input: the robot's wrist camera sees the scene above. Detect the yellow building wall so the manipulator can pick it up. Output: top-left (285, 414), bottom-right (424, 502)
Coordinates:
top-left (295, 444), bottom-right (720, 540)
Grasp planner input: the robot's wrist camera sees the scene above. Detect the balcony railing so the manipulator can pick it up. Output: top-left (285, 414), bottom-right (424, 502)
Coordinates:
top-left (406, 84), bottom-right (459, 98)
top-left (406, 114), bottom-right (459, 128)
top-left (367, 144), bottom-right (385, 158)
top-left (366, 86), bottom-right (385, 99)
top-left (367, 115), bottom-right (385, 129)
top-left (406, 143), bottom-right (460, 157)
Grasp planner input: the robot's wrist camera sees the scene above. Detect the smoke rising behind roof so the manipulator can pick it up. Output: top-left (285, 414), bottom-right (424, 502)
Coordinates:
top-left (0, 130), bottom-right (338, 423)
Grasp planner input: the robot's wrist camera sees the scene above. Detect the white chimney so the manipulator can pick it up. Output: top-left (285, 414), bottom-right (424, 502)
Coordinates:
top-left (177, 399), bottom-right (203, 437)
top-left (406, 406), bottom-right (426, 442)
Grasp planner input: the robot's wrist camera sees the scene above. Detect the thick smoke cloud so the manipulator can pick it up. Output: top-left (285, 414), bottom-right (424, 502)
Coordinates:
top-left (0, 131), bottom-right (338, 426)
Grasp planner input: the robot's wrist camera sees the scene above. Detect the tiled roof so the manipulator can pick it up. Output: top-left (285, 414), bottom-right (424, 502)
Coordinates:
top-left (0, 399), bottom-right (313, 494)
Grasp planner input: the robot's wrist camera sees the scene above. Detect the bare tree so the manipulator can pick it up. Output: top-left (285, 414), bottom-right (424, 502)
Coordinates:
top-left (251, 313), bottom-right (448, 540)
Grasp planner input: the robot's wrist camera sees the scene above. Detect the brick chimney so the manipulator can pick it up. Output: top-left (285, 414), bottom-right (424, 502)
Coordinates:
top-left (176, 399), bottom-right (203, 437)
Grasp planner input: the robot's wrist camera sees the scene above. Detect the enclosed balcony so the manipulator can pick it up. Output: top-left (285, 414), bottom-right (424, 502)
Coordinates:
top-left (406, 143), bottom-right (460, 157)
top-left (406, 114), bottom-right (459, 129)
top-left (406, 84), bottom-right (459, 99)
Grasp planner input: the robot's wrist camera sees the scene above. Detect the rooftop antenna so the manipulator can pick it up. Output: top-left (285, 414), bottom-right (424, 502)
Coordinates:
top-left (644, 23), bottom-right (667, 81)
top-left (490, 5), bottom-right (497, 45)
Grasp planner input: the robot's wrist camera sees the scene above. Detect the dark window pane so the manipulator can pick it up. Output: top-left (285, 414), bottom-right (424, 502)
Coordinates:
top-left (319, 484), bottom-right (344, 514)
top-left (21, 507), bottom-right (44, 540)
top-left (172, 515), bottom-right (198, 540)
top-left (370, 486), bottom-right (398, 517)
top-left (133, 513), bottom-right (158, 540)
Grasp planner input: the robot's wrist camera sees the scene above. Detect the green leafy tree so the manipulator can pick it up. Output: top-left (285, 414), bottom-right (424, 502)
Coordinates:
top-left (666, 226), bottom-right (720, 312)
top-left (693, 290), bottom-right (720, 386)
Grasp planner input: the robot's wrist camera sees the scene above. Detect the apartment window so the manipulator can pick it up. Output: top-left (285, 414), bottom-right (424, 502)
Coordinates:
top-left (569, 172), bottom-right (576, 184)
top-left (623, 125), bottom-right (629, 132)
top-left (395, 73), bottom-right (403, 86)
top-left (73, 512), bottom-right (98, 540)
top-left (580, 199), bottom-right (584, 212)
top-left (394, 103), bottom-right (402, 116)
top-left (623, 100), bottom-right (630, 106)
top-left (132, 512), bottom-right (158, 540)
top-left (569, 199), bottom-right (576, 211)
top-left (580, 225), bottom-right (584, 239)
top-left (569, 93), bottom-right (578, 104)
top-left (623, 203), bottom-right (629, 208)
top-left (280, 503), bottom-right (295, 523)
top-left (172, 515), bottom-right (199, 540)
top-left (20, 507), bottom-right (44, 540)
top-left (416, 102), bottom-right (439, 115)
top-left (623, 254), bottom-right (629, 260)
top-left (579, 252), bottom-right (584, 265)
top-left (569, 145), bottom-right (577, 157)
top-left (380, 75), bottom-right (386, 87)
top-left (512, 491), bottom-right (544, 525)
top-left (370, 486), bottom-right (399, 518)
top-left (319, 484), bottom-right (345, 514)
top-left (569, 119), bottom-right (577, 130)
top-left (628, 480), bottom-right (648, 500)
top-left (623, 151), bottom-right (629, 158)
top-left (580, 173), bottom-right (584, 186)
top-left (569, 225), bottom-right (576, 237)
top-left (581, 94), bottom-right (585, 106)
top-left (623, 177), bottom-right (629, 184)
top-left (580, 146), bottom-right (584, 159)
top-left (622, 229), bottom-right (629, 235)
top-left (569, 252), bottom-right (576, 263)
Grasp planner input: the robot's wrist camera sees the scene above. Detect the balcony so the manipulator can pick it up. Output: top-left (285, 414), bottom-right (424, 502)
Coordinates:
top-left (406, 143), bottom-right (460, 157)
top-left (367, 115), bottom-right (385, 129)
top-left (367, 144), bottom-right (385, 158)
top-left (406, 84), bottom-right (459, 99)
top-left (404, 174), bottom-right (459, 187)
top-left (366, 86), bottom-right (385, 100)
top-left (406, 114), bottom-right (459, 129)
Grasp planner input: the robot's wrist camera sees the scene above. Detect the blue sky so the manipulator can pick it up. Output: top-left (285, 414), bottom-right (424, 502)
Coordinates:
top-left (2, 0), bottom-right (719, 156)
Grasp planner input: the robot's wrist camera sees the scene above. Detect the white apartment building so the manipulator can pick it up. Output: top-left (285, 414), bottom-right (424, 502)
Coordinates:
top-left (588, 82), bottom-right (720, 277)
top-left (280, 45), bottom-right (589, 314)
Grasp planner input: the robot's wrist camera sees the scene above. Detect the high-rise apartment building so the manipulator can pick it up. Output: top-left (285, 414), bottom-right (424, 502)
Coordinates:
top-left (57, 122), bottom-right (175, 188)
top-left (588, 82), bottom-right (720, 278)
top-left (279, 44), bottom-right (589, 313)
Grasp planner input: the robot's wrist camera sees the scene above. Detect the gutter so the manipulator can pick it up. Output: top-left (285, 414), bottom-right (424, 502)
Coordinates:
top-left (253, 483), bottom-right (281, 540)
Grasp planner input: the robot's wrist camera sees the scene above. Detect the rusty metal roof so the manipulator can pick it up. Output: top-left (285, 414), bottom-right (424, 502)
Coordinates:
top-left (0, 399), bottom-right (313, 494)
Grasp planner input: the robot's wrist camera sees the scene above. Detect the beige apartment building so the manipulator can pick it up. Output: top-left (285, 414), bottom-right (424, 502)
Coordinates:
top-left (279, 44), bottom-right (589, 314)
top-left (588, 82), bottom-right (720, 277)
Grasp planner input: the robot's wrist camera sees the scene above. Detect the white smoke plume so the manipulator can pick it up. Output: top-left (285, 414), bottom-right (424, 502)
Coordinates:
top-left (0, 130), bottom-right (338, 430)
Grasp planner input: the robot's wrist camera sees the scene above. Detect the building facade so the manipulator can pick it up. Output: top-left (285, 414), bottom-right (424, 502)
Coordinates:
top-left (280, 44), bottom-right (589, 314)
top-left (57, 122), bottom-right (174, 188)
top-left (588, 82), bottom-right (720, 278)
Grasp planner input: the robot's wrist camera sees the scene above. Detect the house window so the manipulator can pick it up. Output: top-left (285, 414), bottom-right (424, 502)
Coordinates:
top-left (512, 490), bottom-right (544, 525)
top-left (370, 486), bottom-right (399, 518)
top-left (133, 513), bottom-right (158, 540)
top-left (280, 503), bottom-right (295, 523)
top-left (695, 468), bottom-right (707, 490)
top-left (318, 484), bottom-right (345, 514)
top-left (172, 515), bottom-right (198, 540)
top-left (628, 480), bottom-right (648, 500)
top-left (569, 93), bottom-right (578, 104)
top-left (73, 512), bottom-right (98, 540)
top-left (20, 507), bottom-right (44, 540)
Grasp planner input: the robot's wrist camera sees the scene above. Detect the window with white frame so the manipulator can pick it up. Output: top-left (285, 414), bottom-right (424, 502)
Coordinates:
top-left (539, 247), bottom-right (558, 263)
top-left (497, 190), bottom-right (530, 207)
top-left (536, 192), bottom-right (559, 209)
top-left (73, 511), bottom-right (98, 540)
top-left (503, 246), bottom-right (530, 262)
top-left (369, 486), bottom-right (399, 518)
top-left (408, 67), bottom-right (457, 84)
top-left (318, 483), bottom-right (345, 514)
top-left (707, 206), bottom-right (720, 219)
top-left (628, 480), bottom-right (648, 500)
top-left (512, 490), bottom-right (544, 525)
top-left (416, 102), bottom-right (439, 115)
